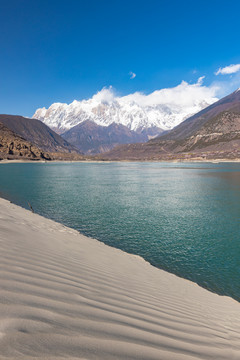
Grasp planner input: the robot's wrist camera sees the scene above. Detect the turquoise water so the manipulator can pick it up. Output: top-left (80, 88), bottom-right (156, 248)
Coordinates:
top-left (0, 162), bottom-right (240, 301)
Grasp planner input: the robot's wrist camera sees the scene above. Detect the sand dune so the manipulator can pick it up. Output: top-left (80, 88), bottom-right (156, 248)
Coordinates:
top-left (0, 198), bottom-right (240, 359)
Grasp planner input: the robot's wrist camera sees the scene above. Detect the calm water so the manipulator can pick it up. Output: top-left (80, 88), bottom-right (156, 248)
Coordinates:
top-left (0, 162), bottom-right (240, 301)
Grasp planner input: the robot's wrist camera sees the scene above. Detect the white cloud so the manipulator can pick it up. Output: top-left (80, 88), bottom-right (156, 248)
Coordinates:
top-left (215, 64), bottom-right (240, 75)
top-left (119, 78), bottom-right (218, 108)
top-left (129, 71), bottom-right (136, 79)
top-left (92, 86), bottom-right (115, 104)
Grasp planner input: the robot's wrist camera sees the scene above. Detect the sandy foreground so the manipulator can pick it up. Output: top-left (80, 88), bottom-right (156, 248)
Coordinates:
top-left (0, 199), bottom-right (240, 359)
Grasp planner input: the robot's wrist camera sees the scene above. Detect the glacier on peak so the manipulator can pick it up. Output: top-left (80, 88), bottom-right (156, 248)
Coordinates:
top-left (33, 80), bottom-right (218, 134)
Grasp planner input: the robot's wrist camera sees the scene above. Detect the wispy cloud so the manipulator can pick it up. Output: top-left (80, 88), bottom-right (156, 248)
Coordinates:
top-left (215, 64), bottom-right (240, 75)
top-left (129, 71), bottom-right (136, 79)
top-left (197, 76), bottom-right (205, 85)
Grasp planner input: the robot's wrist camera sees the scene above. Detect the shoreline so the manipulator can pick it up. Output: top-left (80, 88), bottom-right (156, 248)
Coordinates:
top-left (0, 193), bottom-right (237, 301)
top-left (1, 198), bottom-right (240, 358)
top-left (1, 158), bottom-right (240, 164)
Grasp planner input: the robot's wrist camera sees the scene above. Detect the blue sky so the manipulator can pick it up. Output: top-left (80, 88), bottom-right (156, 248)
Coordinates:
top-left (1, 0), bottom-right (240, 116)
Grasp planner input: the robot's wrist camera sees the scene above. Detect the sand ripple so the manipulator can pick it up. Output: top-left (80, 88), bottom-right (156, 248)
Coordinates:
top-left (0, 198), bottom-right (240, 359)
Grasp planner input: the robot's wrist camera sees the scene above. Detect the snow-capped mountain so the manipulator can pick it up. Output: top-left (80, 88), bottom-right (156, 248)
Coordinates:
top-left (33, 80), bottom-right (218, 134)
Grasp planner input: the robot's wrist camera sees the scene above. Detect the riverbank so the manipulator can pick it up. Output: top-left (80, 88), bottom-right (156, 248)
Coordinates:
top-left (0, 198), bottom-right (240, 359)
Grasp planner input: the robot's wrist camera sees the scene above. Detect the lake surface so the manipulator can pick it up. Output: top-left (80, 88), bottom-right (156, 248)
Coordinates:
top-left (1, 161), bottom-right (240, 301)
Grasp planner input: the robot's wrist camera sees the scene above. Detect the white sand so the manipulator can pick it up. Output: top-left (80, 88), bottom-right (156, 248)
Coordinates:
top-left (0, 198), bottom-right (240, 359)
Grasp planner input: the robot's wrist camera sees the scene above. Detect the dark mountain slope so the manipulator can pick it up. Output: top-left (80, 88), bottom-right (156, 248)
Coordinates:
top-left (0, 115), bottom-right (79, 153)
top-left (62, 120), bottom-right (151, 154)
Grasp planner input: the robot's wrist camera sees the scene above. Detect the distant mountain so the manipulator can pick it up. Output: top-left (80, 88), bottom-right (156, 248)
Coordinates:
top-left (0, 122), bottom-right (50, 160)
top-left (98, 89), bottom-right (240, 160)
top-left (62, 120), bottom-right (154, 154)
top-left (33, 87), bottom-right (217, 135)
top-left (0, 115), bottom-right (79, 154)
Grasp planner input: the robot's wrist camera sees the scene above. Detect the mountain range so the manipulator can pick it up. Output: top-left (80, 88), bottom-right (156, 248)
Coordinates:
top-left (33, 86), bottom-right (217, 134)
top-left (1, 88), bottom-right (240, 161)
top-left (98, 89), bottom-right (240, 160)
top-left (33, 86), bottom-right (218, 154)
